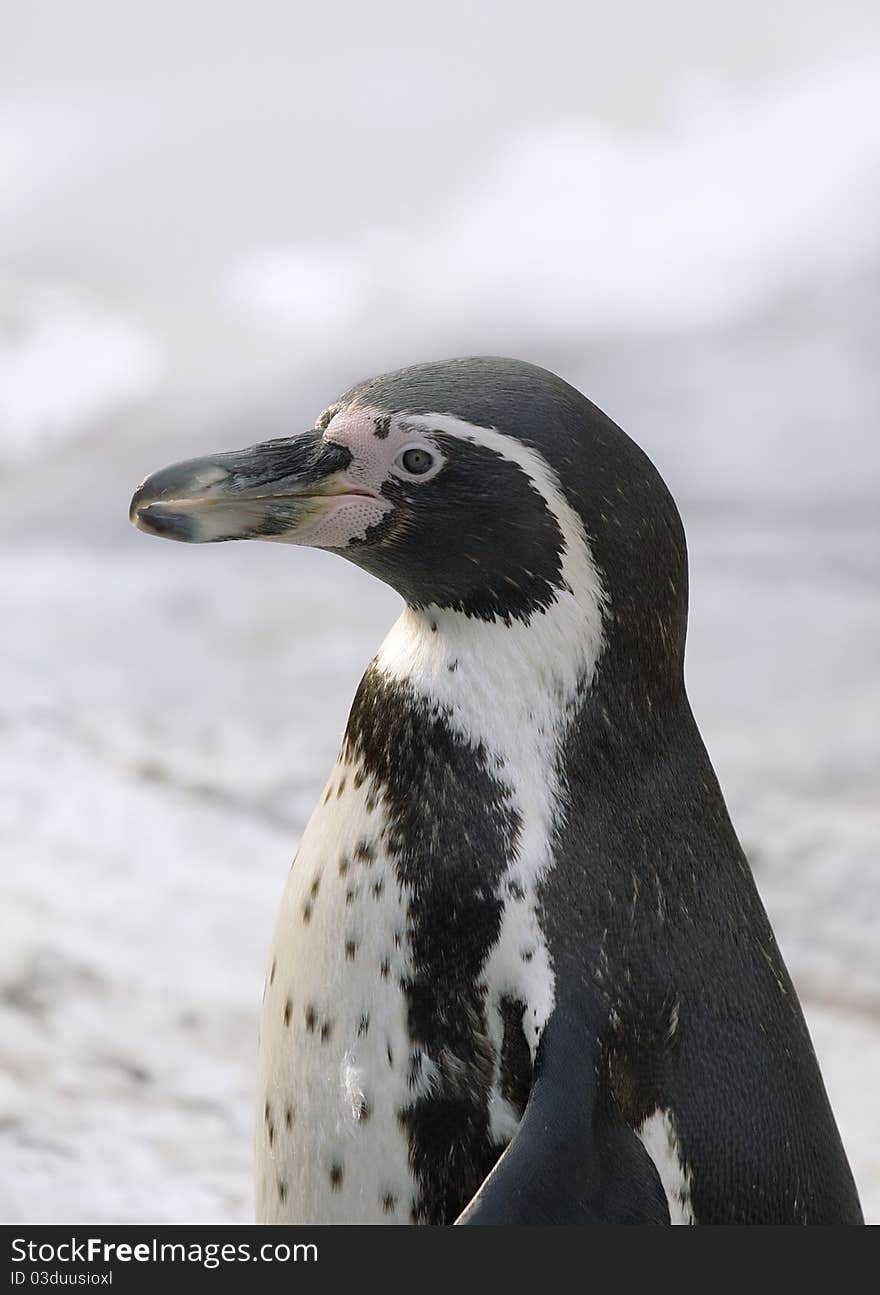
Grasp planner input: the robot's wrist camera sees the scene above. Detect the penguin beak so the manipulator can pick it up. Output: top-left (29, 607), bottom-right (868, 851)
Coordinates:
top-left (129, 430), bottom-right (376, 544)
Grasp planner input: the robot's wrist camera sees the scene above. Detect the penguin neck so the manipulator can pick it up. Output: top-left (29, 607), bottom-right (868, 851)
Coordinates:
top-left (372, 595), bottom-right (604, 780)
top-left (369, 594), bottom-right (692, 787)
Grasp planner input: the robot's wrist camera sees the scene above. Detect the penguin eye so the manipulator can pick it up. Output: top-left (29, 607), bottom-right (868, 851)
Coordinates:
top-left (396, 447), bottom-right (436, 477)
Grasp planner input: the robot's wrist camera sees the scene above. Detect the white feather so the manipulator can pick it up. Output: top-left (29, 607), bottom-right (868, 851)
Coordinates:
top-left (637, 1108), bottom-right (695, 1225)
top-left (255, 763), bottom-right (416, 1224)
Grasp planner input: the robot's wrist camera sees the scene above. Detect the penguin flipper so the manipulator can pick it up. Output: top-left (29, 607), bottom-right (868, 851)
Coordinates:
top-left (456, 1007), bottom-right (670, 1225)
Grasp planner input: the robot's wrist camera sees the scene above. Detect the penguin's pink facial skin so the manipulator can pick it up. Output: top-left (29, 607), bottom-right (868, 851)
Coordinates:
top-left (269, 467), bottom-right (391, 552)
top-left (323, 406), bottom-right (445, 488)
top-left (303, 404), bottom-right (448, 548)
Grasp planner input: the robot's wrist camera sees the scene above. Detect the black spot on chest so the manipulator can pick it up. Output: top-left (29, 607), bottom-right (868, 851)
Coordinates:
top-left (498, 996), bottom-right (532, 1117)
top-left (344, 667), bottom-right (522, 1222)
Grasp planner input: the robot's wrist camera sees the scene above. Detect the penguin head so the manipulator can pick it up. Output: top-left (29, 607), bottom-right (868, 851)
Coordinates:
top-left (131, 357), bottom-right (688, 674)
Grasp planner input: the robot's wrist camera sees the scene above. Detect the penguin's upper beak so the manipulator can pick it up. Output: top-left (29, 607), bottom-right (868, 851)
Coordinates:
top-left (129, 429), bottom-right (376, 544)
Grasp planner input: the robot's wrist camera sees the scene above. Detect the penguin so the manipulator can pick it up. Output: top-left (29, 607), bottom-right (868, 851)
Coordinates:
top-left (130, 356), bottom-right (863, 1225)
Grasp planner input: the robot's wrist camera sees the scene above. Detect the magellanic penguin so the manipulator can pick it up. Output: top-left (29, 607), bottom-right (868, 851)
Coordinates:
top-left (130, 357), bottom-right (863, 1225)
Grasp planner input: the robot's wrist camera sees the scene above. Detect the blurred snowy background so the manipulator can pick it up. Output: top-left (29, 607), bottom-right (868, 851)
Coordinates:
top-left (1, 0), bottom-right (878, 1223)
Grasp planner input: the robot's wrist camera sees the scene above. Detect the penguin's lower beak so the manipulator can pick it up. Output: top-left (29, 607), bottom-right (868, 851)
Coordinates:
top-left (129, 430), bottom-right (377, 544)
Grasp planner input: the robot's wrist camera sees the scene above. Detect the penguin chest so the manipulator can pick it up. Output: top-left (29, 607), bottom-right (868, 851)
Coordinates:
top-left (255, 763), bottom-right (416, 1223)
top-left (254, 753), bottom-right (552, 1224)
